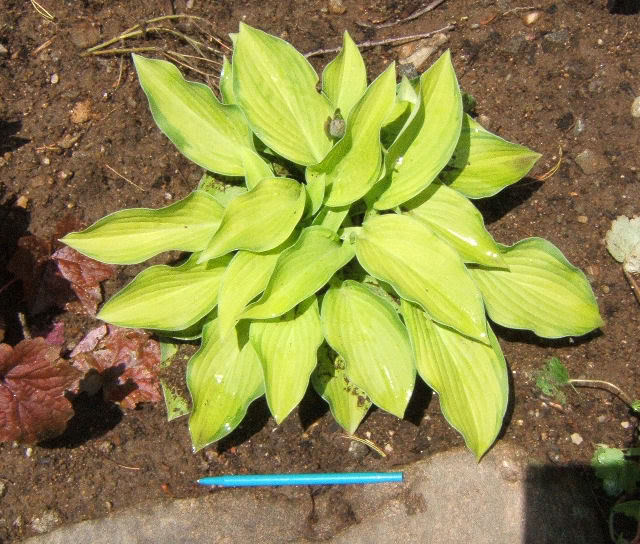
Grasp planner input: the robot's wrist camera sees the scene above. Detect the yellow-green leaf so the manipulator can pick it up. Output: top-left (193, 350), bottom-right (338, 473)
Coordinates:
top-left (98, 254), bottom-right (231, 330)
top-left (402, 300), bottom-right (507, 459)
top-left (250, 296), bottom-right (323, 423)
top-left (321, 280), bottom-right (415, 418)
top-left (198, 177), bottom-right (305, 262)
top-left (133, 54), bottom-right (253, 175)
top-left (61, 190), bottom-right (223, 265)
top-left (187, 319), bottom-right (264, 451)
top-left (219, 56), bottom-right (235, 104)
top-left (233, 23), bottom-right (333, 165)
top-left (355, 213), bottom-right (488, 342)
top-left (469, 238), bottom-right (603, 337)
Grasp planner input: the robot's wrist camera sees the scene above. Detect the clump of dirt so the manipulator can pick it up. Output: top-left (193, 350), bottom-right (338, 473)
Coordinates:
top-left (1, 0), bottom-right (639, 541)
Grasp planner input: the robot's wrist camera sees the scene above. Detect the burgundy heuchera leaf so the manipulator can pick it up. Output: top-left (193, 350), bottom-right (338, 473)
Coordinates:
top-left (71, 325), bottom-right (162, 410)
top-left (52, 246), bottom-right (116, 316)
top-left (0, 338), bottom-right (81, 443)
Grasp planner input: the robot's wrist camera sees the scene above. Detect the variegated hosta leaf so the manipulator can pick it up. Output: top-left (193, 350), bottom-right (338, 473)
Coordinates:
top-left (250, 296), bottom-right (323, 423)
top-left (61, 190), bottom-right (223, 265)
top-left (233, 23), bottom-right (333, 165)
top-left (355, 213), bottom-right (489, 342)
top-left (132, 54), bottom-right (253, 176)
top-left (311, 344), bottom-right (371, 434)
top-left (241, 148), bottom-right (274, 190)
top-left (469, 238), bottom-right (603, 337)
top-left (197, 172), bottom-right (247, 208)
top-left (217, 234), bottom-right (297, 337)
top-left (242, 226), bottom-right (355, 320)
top-left (403, 182), bottom-right (506, 268)
top-left (374, 50), bottom-right (462, 209)
top-left (98, 254), bottom-right (231, 330)
top-left (442, 114), bottom-right (541, 198)
top-left (219, 56), bottom-right (235, 104)
top-left (308, 63), bottom-right (396, 207)
top-left (321, 280), bottom-right (415, 418)
top-left (322, 31), bottom-right (367, 119)
top-left (402, 300), bottom-right (507, 459)
top-left (187, 319), bottom-right (264, 451)
top-left (198, 177), bottom-right (305, 262)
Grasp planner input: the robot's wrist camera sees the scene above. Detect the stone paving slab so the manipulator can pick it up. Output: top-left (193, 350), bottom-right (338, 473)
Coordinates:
top-left (24, 442), bottom-right (607, 543)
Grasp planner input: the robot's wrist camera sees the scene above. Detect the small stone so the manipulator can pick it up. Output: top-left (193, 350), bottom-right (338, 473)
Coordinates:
top-left (597, 415), bottom-right (607, 423)
top-left (477, 113), bottom-right (492, 129)
top-left (575, 149), bottom-right (609, 175)
top-left (602, 285), bottom-right (610, 294)
top-left (16, 196), bottom-right (29, 209)
top-left (25, 447), bottom-right (33, 457)
top-left (41, 156), bottom-right (50, 166)
top-left (0, 43), bottom-right (8, 56)
top-left (573, 118), bottom-right (586, 135)
top-left (50, 73), bottom-right (59, 84)
top-left (402, 33), bottom-right (449, 71)
top-left (29, 509), bottom-right (62, 534)
top-left (57, 170), bottom-right (73, 181)
top-left (70, 100), bottom-right (92, 124)
top-left (632, 96), bottom-right (640, 119)
top-left (621, 421), bottom-right (630, 429)
top-left (97, 440), bottom-right (114, 454)
top-left (577, 215), bottom-right (588, 223)
top-left (69, 21), bottom-right (101, 49)
top-left (0, 480), bottom-right (6, 498)
top-left (348, 440), bottom-right (369, 459)
top-left (522, 10), bottom-right (542, 25)
top-left (384, 443), bottom-right (394, 454)
top-left (328, 0), bottom-right (346, 14)
top-left (588, 79), bottom-right (605, 95)
top-left (570, 433), bottom-right (584, 445)
top-left (544, 28), bottom-right (569, 44)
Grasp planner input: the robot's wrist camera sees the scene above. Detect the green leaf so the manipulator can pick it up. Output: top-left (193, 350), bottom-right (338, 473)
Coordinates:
top-left (233, 23), bottom-right (333, 165)
top-left (161, 381), bottom-right (190, 421)
top-left (305, 169), bottom-right (325, 216)
top-left (219, 56), bottom-right (235, 104)
top-left (403, 182), bottom-right (506, 267)
top-left (151, 309), bottom-right (215, 341)
top-left (217, 234), bottom-right (296, 337)
top-left (402, 300), bottom-right (507, 459)
top-left (469, 238), bottom-right (603, 338)
top-left (311, 344), bottom-right (371, 434)
top-left (321, 280), bottom-right (415, 418)
top-left (308, 63), bottom-right (396, 207)
top-left (322, 31), bottom-right (367, 119)
top-left (442, 114), bottom-right (541, 198)
top-left (250, 296), bottom-right (323, 423)
top-left (374, 50), bottom-right (463, 209)
top-left (197, 172), bottom-right (247, 207)
top-left (98, 254), bottom-right (231, 330)
top-left (355, 213), bottom-right (489, 342)
top-left (243, 226), bottom-right (355, 320)
top-left (632, 400), bottom-right (640, 414)
top-left (240, 148), bottom-right (274, 190)
top-left (592, 445), bottom-right (640, 497)
top-left (132, 54), bottom-right (253, 176)
top-left (61, 190), bottom-right (224, 265)
top-left (198, 177), bottom-right (305, 262)
top-left (312, 205), bottom-right (350, 233)
top-left (380, 76), bottom-right (419, 149)
top-left (187, 319), bottom-right (264, 451)
top-left (612, 501), bottom-right (640, 522)
top-left (534, 357), bottom-right (571, 404)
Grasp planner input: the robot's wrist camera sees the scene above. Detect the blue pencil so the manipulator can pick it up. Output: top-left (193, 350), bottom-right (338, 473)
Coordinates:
top-left (197, 472), bottom-right (403, 487)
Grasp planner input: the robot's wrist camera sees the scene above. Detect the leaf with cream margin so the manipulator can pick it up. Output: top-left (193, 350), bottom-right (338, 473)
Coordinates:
top-left (321, 280), bottom-right (415, 418)
top-left (217, 234), bottom-right (297, 337)
top-left (403, 182), bottom-right (506, 267)
top-left (322, 31), bottom-right (367, 119)
top-left (402, 300), bottom-right (507, 459)
top-left (468, 237), bottom-right (603, 337)
top-left (242, 226), bottom-right (355, 320)
top-left (133, 54), bottom-right (252, 176)
top-left (374, 50), bottom-right (462, 209)
top-left (233, 23), bottom-right (333, 165)
top-left (311, 344), bottom-right (371, 434)
top-left (250, 296), bottom-right (323, 423)
top-left (355, 213), bottom-right (488, 342)
top-left (198, 177), bottom-right (305, 262)
top-left (308, 63), bottom-right (396, 207)
top-left (61, 190), bottom-right (224, 265)
top-left (187, 319), bottom-right (264, 451)
top-left (98, 254), bottom-right (231, 331)
top-left (441, 114), bottom-right (541, 198)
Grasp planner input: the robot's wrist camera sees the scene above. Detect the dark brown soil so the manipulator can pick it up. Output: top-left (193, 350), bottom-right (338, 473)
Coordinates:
top-left (1, 0), bottom-right (639, 541)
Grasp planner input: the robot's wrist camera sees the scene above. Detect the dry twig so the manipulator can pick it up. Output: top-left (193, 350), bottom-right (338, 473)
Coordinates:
top-left (357, 0), bottom-right (447, 29)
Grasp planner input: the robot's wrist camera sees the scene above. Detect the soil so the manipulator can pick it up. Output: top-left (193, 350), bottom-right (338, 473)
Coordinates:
top-left (1, 0), bottom-right (639, 541)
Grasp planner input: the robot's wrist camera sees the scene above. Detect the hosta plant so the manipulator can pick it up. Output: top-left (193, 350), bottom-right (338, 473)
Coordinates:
top-left (62, 24), bottom-right (603, 458)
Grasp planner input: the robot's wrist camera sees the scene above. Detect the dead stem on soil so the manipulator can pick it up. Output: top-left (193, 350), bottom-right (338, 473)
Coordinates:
top-left (356, 0), bottom-right (447, 29)
top-left (533, 145), bottom-right (562, 181)
top-left (30, 0), bottom-right (56, 22)
top-left (104, 164), bottom-right (145, 192)
top-left (305, 24), bottom-right (455, 58)
top-left (32, 37), bottom-right (55, 57)
top-left (340, 434), bottom-right (386, 457)
top-left (623, 269), bottom-right (640, 306)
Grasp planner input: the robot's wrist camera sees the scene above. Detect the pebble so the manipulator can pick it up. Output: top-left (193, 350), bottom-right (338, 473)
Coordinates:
top-left (400, 33), bottom-right (449, 72)
top-left (97, 440), bottom-right (114, 454)
top-left (69, 21), bottom-right (101, 48)
top-left (573, 118), bottom-right (585, 135)
top-left (577, 215), bottom-right (588, 224)
top-left (522, 10), bottom-right (542, 25)
top-left (0, 481), bottom-right (6, 499)
top-left (25, 447), bottom-right (33, 457)
top-left (0, 43), bottom-right (8, 56)
top-left (477, 113), bottom-right (492, 129)
top-left (328, 0), bottom-right (346, 14)
top-left (570, 432), bottom-right (583, 445)
top-left (597, 415), bottom-right (607, 423)
top-left (29, 509), bottom-right (62, 534)
top-left (621, 421), bottom-right (630, 429)
top-left (575, 149), bottom-right (609, 175)
top-left (632, 96), bottom-right (640, 118)
top-left (70, 100), bottom-right (92, 124)
top-left (602, 285), bottom-right (610, 294)
top-left (348, 440), bottom-right (369, 460)
top-left (544, 28), bottom-right (569, 44)
top-left (50, 73), bottom-right (59, 84)
top-left (384, 443), bottom-right (394, 454)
